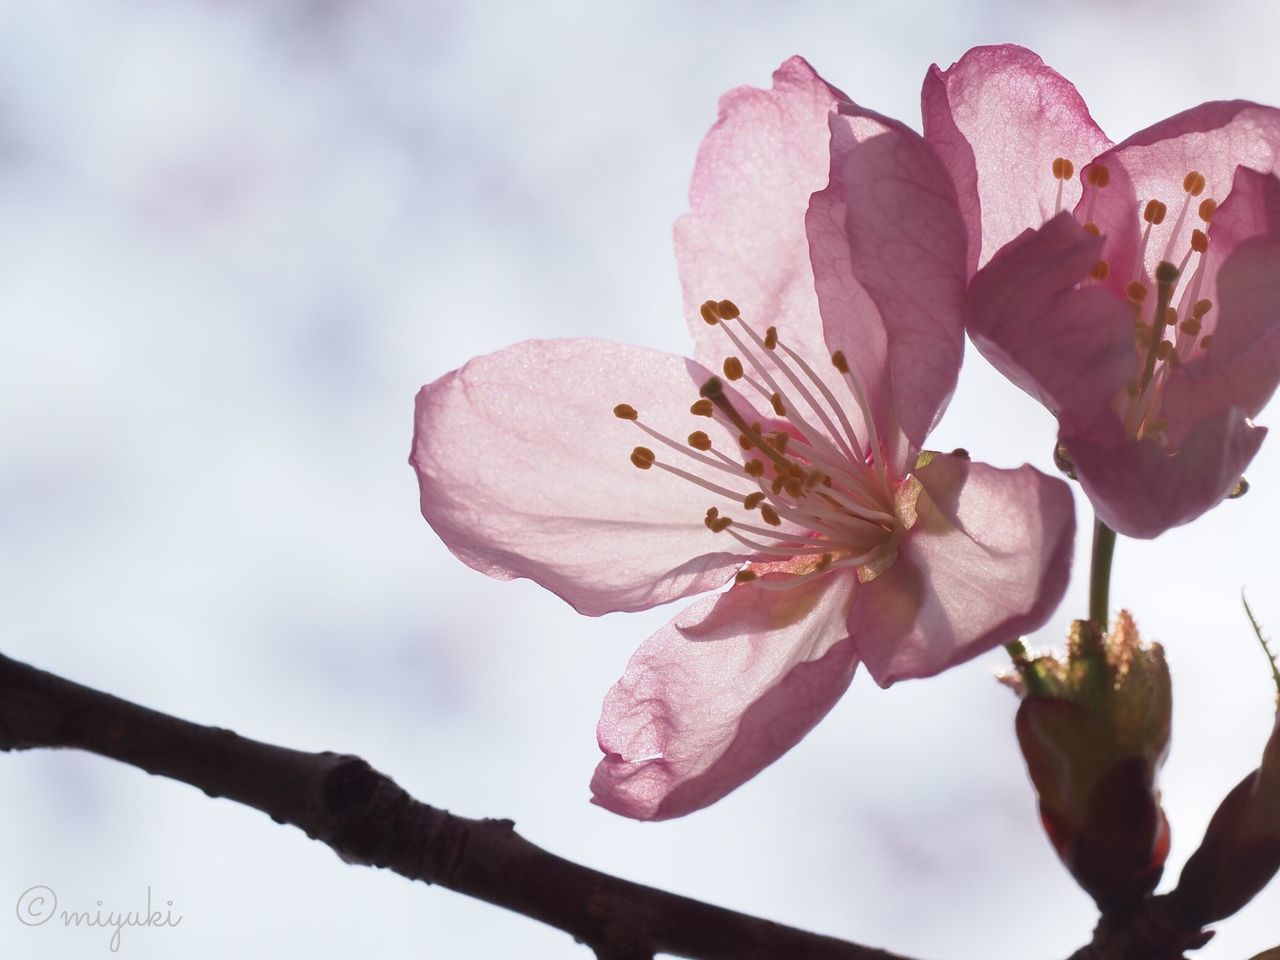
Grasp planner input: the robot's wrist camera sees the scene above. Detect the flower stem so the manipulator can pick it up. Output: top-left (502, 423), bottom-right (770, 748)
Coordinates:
top-left (1088, 518), bottom-right (1116, 629)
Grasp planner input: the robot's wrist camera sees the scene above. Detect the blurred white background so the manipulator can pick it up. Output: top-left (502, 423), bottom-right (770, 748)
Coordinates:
top-left (2, 1), bottom-right (1278, 957)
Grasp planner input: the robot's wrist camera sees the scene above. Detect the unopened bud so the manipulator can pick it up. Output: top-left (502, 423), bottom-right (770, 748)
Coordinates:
top-left (1006, 612), bottom-right (1171, 915)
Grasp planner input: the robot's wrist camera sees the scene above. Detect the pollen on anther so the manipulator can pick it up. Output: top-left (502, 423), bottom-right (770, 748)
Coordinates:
top-left (738, 433), bottom-right (753, 451)
top-left (1183, 171), bottom-right (1206, 196)
top-left (1191, 229), bottom-right (1208, 253)
top-left (815, 553), bottom-right (833, 573)
top-left (1155, 261), bottom-right (1179, 285)
top-left (1086, 165), bottom-right (1111, 187)
top-left (735, 570), bottom-right (757, 584)
top-left (688, 431), bottom-right (712, 451)
top-left (699, 300), bottom-right (720, 325)
top-left (1201, 335), bottom-right (1213, 350)
top-left (770, 432), bottom-right (790, 454)
top-left (783, 476), bottom-right (803, 497)
top-left (1051, 157), bottom-right (1074, 180)
top-left (831, 350), bottom-right (850, 374)
top-left (764, 327), bottom-right (778, 350)
top-left (1091, 260), bottom-right (1110, 281)
top-left (744, 459), bottom-right (765, 477)
top-left (1199, 198), bottom-right (1218, 222)
top-left (699, 376), bottom-right (724, 399)
top-left (723, 357), bottom-right (744, 380)
top-left (1193, 299), bottom-right (1213, 319)
top-left (690, 398), bottom-right (714, 417)
top-left (1180, 318), bottom-right (1202, 336)
top-left (630, 446), bottom-right (656, 470)
top-left (1156, 341), bottom-right (1174, 361)
top-left (1084, 222), bottom-right (1101, 237)
top-left (1144, 200), bottom-right (1168, 225)
top-left (743, 492), bottom-right (765, 510)
top-left (770, 393), bottom-right (786, 416)
top-left (716, 299), bottom-right (741, 320)
top-left (1126, 281), bottom-right (1148, 303)
top-left (760, 505), bottom-right (782, 526)
top-left (613, 403), bottom-right (638, 420)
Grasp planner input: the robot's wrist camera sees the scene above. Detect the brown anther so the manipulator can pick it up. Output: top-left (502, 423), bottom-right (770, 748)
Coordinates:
top-left (1201, 335), bottom-right (1213, 350)
top-left (690, 398), bottom-right (714, 417)
top-left (613, 403), bottom-right (638, 420)
top-left (1086, 165), bottom-right (1111, 187)
top-left (771, 432), bottom-right (790, 454)
top-left (1155, 260), bottom-right (1179, 285)
top-left (699, 300), bottom-right (720, 325)
top-left (1198, 198), bottom-right (1217, 222)
top-left (764, 327), bottom-right (778, 350)
top-left (950, 447), bottom-right (970, 460)
top-left (743, 492), bottom-right (766, 510)
top-left (630, 446), bottom-right (656, 470)
top-left (1156, 340), bottom-right (1174, 361)
top-left (687, 431), bottom-right (712, 451)
top-left (770, 393), bottom-right (786, 417)
top-left (699, 376), bottom-right (724, 398)
top-left (711, 517), bottom-right (733, 533)
top-left (716, 299), bottom-right (741, 320)
top-left (706, 506), bottom-right (719, 519)
top-left (821, 475), bottom-right (833, 487)
top-left (744, 459), bottom-right (765, 477)
top-left (1126, 281), bottom-right (1148, 303)
top-left (1183, 171), bottom-right (1206, 196)
top-left (760, 505), bottom-right (782, 526)
top-left (1193, 298), bottom-right (1213, 319)
top-left (734, 569), bottom-right (757, 584)
top-left (1190, 228), bottom-right (1208, 253)
top-left (738, 434), bottom-right (753, 450)
top-left (806, 469), bottom-right (825, 487)
top-left (1091, 259), bottom-right (1110, 281)
top-left (1164, 307), bottom-right (1178, 325)
top-left (771, 475), bottom-right (786, 495)
top-left (1229, 476), bottom-right (1250, 499)
top-left (722, 356), bottom-right (744, 380)
top-left (1084, 222), bottom-right (1102, 237)
top-left (1179, 318), bottom-right (1202, 337)
top-left (1052, 157), bottom-right (1074, 180)
top-left (831, 350), bottom-right (850, 373)
top-left (1143, 200), bottom-right (1168, 225)
top-left (784, 476), bottom-right (803, 497)
top-left (815, 553), bottom-right (833, 573)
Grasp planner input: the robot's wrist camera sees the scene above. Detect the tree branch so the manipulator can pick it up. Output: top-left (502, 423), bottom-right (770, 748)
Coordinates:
top-left (0, 651), bottom-right (918, 960)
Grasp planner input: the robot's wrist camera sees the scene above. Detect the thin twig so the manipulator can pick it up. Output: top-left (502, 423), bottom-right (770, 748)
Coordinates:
top-left (0, 651), bottom-right (915, 960)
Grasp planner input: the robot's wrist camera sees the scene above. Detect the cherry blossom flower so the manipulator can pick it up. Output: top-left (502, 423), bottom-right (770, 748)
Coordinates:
top-left (924, 44), bottom-right (1280, 538)
top-left (411, 58), bottom-right (1075, 820)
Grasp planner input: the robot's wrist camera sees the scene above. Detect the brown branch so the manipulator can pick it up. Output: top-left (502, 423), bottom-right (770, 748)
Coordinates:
top-left (0, 651), bottom-right (917, 960)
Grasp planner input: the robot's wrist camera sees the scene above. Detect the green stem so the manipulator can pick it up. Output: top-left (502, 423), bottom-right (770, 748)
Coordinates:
top-left (1089, 518), bottom-right (1117, 629)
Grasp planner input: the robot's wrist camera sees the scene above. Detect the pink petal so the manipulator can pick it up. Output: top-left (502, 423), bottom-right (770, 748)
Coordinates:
top-left (675, 57), bottom-right (849, 376)
top-left (808, 105), bottom-right (968, 466)
top-left (849, 455), bottom-right (1075, 686)
top-left (922, 44), bottom-right (1112, 273)
top-left (1085, 100), bottom-right (1280, 284)
top-left (410, 339), bottom-right (756, 616)
top-left (967, 212), bottom-right (1137, 436)
top-left (592, 571), bottom-right (858, 820)
top-left (1066, 412), bottom-right (1266, 539)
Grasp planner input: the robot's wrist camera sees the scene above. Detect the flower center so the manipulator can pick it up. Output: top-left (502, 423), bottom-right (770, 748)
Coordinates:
top-left (1050, 158), bottom-right (1219, 442)
top-left (614, 299), bottom-right (908, 589)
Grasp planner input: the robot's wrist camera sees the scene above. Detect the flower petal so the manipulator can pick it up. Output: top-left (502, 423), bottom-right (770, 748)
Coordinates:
top-left (592, 571), bottom-right (858, 820)
top-left (1085, 100), bottom-right (1280, 284)
top-left (922, 44), bottom-right (1112, 273)
top-left (967, 212), bottom-right (1137, 436)
top-left (808, 105), bottom-right (968, 466)
top-left (1065, 411), bottom-right (1266, 539)
top-left (675, 57), bottom-right (848, 375)
top-left (411, 339), bottom-right (755, 616)
top-left (849, 456), bottom-right (1075, 686)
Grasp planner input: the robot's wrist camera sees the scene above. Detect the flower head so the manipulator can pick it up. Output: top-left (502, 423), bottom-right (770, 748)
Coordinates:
top-left (924, 45), bottom-right (1280, 538)
top-left (412, 58), bottom-right (1076, 819)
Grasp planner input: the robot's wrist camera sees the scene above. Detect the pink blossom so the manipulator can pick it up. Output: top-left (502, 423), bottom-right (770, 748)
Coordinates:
top-left (411, 58), bottom-right (1075, 820)
top-left (925, 45), bottom-right (1280, 538)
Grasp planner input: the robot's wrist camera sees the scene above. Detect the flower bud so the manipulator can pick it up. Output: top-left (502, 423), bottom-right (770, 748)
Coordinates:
top-left (1005, 612), bottom-right (1171, 916)
top-left (1173, 711), bottom-right (1280, 924)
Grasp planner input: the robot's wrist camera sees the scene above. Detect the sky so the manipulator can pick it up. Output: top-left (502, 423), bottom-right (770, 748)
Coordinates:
top-left (2, 1), bottom-right (1279, 957)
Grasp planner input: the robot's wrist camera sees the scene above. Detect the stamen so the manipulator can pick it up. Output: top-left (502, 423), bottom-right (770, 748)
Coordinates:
top-left (631, 446), bottom-right (655, 469)
top-left (1051, 157), bottom-right (1074, 215)
top-left (1082, 163), bottom-right (1109, 225)
top-left (831, 350), bottom-right (890, 495)
top-left (1160, 171), bottom-right (1205, 264)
